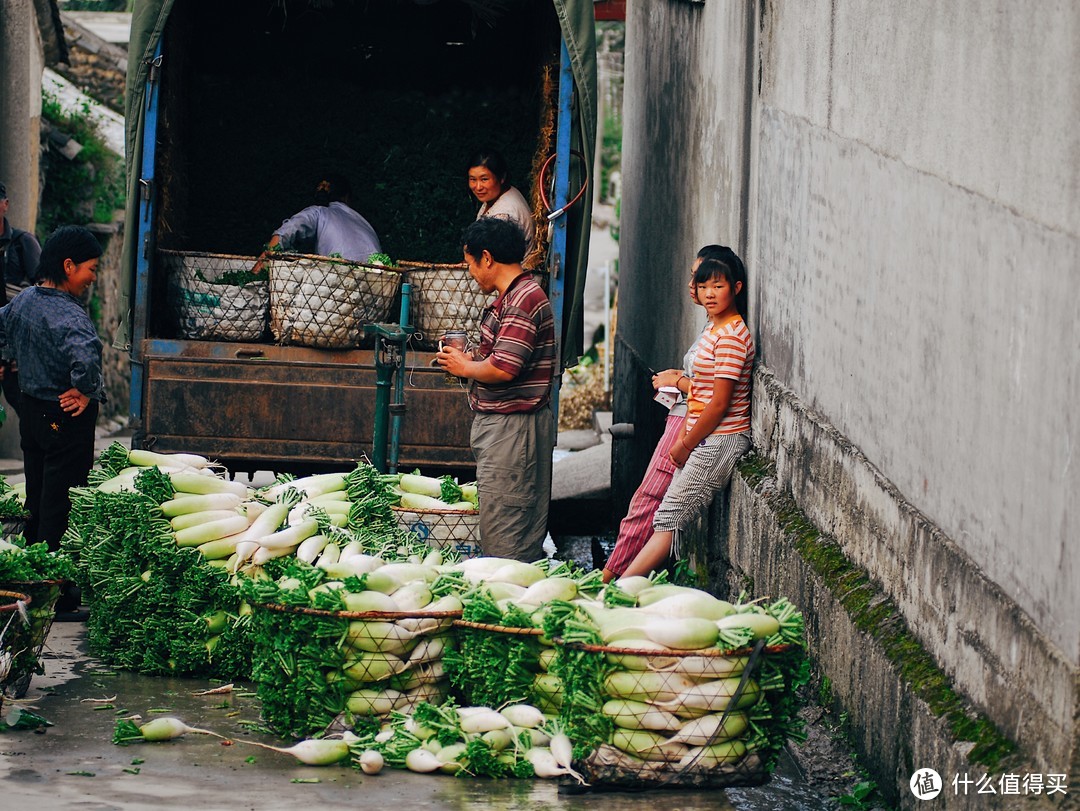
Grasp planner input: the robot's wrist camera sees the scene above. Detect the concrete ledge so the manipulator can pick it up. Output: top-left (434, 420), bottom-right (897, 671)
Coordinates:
top-left (726, 473), bottom-right (1066, 809)
top-left (747, 365), bottom-right (1078, 784)
top-left (550, 441), bottom-right (611, 502)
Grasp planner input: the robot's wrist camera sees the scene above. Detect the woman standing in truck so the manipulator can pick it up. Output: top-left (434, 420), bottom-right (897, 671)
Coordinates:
top-left (467, 149), bottom-right (537, 260)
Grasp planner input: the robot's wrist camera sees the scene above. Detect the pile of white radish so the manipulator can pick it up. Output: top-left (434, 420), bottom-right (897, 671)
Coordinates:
top-left (348, 701), bottom-right (586, 782)
top-left (141, 470), bottom-right (362, 568)
top-left (253, 556), bottom-right (467, 735)
top-left (386, 472), bottom-right (478, 513)
top-left (544, 578), bottom-right (804, 773)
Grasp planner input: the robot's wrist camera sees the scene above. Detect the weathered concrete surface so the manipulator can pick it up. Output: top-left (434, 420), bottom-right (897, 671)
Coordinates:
top-left (618, 0), bottom-right (1080, 801)
top-left (750, 367), bottom-right (1079, 782)
top-left (0, 0), bottom-right (47, 462)
top-left (727, 467), bottom-right (1074, 811)
top-left (618, 0), bottom-right (753, 377)
top-left (752, 102), bottom-right (1079, 663)
top-left (0, 0), bottom-right (46, 236)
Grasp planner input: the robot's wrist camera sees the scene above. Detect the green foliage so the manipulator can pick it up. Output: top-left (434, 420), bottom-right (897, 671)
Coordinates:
top-left (38, 90), bottom-right (125, 239)
top-left (0, 537), bottom-right (77, 582)
top-left (365, 252), bottom-right (396, 268)
top-left (443, 588), bottom-right (543, 707)
top-left (834, 780), bottom-right (881, 809)
top-left (0, 477), bottom-right (28, 521)
top-left (195, 267), bottom-right (263, 288)
top-left (62, 488), bottom-right (250, 680)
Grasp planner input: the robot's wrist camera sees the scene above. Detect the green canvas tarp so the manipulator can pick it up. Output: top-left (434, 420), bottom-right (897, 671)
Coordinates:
top-left (116, 0), bottom-right (596, 368)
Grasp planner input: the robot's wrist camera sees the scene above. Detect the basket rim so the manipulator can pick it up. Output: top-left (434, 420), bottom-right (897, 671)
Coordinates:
top-left (252, 601), bottom-right (462, 620)
top-left (268, 252), bottom-right (406, 273)
top-left (0, 579), bottom-right (67, 587)
top-left (398, 260), bottom-right (469, 271)
top-left (159, 248), bottom-right (259, 261)
top-left (391, 505), bottom-right (480, 517)
top-left (452, 619), bottom-right (544, 635)
top-left (0, 589), bottom-right (32, 611)
top-left (552, 638), bottom-right (794, 658)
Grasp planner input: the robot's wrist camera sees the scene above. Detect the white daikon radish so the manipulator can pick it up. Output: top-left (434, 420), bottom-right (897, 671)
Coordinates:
top-left (643, 617), bottom-right (720, 651)
top-left (405, 747), bottom-right (443, 773)
top-left (498, 703), bottom-right (545, 729)
top-left (602, 699), bottom-right (683, 733)
top-left (665, 711), bottom-right (750, 746)
top-left (638, 591), bottom-right (735, 621)
top-left (358, 749), bottom-right (384, 774)
top-left (457, 708), bottom-right (511, 734)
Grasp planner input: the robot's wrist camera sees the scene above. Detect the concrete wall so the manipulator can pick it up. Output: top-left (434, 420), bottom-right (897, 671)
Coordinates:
top-left (619, 0), bottom-right (1079, 797)
top-left (0, 0), bottom-right (45, 234)
top-left (755, 0), bottom-right (1078, 664)
top-left (0, 0), bottom-right (46, 460)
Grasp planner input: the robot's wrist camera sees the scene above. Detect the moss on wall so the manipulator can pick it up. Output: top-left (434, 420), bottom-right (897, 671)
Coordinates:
top-left (736, 453), bottom-right (1017, 771)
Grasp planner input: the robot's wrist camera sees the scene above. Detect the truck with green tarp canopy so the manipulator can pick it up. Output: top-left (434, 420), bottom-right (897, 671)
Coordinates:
top-left (117, 0), bottom-right (596, 474)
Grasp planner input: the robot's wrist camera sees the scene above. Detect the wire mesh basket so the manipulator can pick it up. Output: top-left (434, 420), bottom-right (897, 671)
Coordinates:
top-left (0, 589), bottom-right (33, 710)
top-left (392, 506), bottom-right (482, 560)
top-left (399, 261), bottom-right (490, 349)
top-left (161, 250), bottom-right (268, 341)
top-left (249, 601), bottom-right (461, 738)
top-left (0, 580), bottom-right (61, 698)
top-left (268, 254), bottom-right (402, 348)
top-left (552, 638), bottom-right (775, 790)
top-left (1, 516), bottom-right (27, 537)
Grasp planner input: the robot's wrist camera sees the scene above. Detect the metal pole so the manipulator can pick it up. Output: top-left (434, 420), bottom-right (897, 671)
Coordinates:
top-left (603, 262), bottom-right (610, 393)
top-left (372, 357), bottom-right (391, 474)
top-left (389, 283), bottom-right (411, 473)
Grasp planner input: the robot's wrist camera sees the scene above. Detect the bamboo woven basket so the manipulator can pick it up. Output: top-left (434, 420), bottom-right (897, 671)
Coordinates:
top-left (249, 601), bottom-right (462, 738)
top-left (161, 250), bottom-right (268, 341)
top-left (551, 637), bottom-right (778, 791)
top-left (268, 254), bottom-right (402, 348)
top-left (398, 261), bottom-right (489, 349)
top-left (392, 505), bottom-right (481, 560)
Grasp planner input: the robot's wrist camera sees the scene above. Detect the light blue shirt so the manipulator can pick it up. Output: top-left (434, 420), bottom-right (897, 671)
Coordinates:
top-left (275, 201), bottom-right (381, 262)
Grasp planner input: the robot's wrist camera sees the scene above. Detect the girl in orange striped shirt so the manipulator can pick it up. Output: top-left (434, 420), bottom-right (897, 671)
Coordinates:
top-left (622, 253), bottom-right (754, 578)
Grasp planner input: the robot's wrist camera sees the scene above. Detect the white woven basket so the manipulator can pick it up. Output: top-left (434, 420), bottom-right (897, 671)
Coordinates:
top-left (268, 254), bottom-right (401, 348)
top-left (162, 250), bottom-right (268, 342)
top-left (401, 262), bottom-right (490, 348)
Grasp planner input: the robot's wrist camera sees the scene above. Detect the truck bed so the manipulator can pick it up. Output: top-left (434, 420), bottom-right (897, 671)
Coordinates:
top-left (138, 338), bottom-right (475, 476)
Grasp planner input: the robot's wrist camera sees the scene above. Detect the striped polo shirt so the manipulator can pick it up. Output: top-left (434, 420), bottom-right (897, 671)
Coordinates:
top-left (469, 272), bottom-right (555, 414)
top-left (684, 316), bottom-right (754, 435)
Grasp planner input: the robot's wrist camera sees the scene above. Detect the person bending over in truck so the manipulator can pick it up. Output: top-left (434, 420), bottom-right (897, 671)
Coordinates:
top-left (467, 149), bottom-right (537, 263)
top-left (0, 225), bottom-right (105, 619)
top-left (436, 217), bottom-right (555, 563)
top-left (253, 172), bottom-right (381, 272)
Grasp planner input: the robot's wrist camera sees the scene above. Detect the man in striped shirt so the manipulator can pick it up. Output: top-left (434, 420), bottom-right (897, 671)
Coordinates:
top-left (436, 217), bottom-right (556, 562)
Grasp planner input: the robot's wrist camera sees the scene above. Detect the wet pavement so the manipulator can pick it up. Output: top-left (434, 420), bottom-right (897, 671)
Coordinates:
top-left (0, 623), bottom-right (834, 811)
